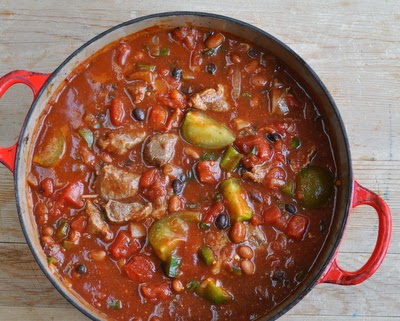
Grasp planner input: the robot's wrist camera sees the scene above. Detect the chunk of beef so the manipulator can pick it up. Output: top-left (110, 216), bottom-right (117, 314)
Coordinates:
top-left (143, 133), bottom-right (178, 167)
top-left (97, 128), bottom-right (147, 155)
top-left (86, 201), bottom-right (113, 241)
top-left (127, 81), bottom-right (148, 104)
top-left (242, 164), bottom-right (271, 183)
top-left (104, 200), bottom-right (153, 223)
top-left (188, 84), bottom-right (230, 112)
top-left (95, 164), bottom-right (140, 200)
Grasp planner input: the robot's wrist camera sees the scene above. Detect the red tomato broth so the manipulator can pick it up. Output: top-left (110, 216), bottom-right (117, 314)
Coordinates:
top-left (28, 26), bottom-right (337, 321)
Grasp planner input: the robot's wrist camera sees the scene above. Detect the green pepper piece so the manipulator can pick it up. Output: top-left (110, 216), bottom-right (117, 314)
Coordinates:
top-left (220, 146), bottom-right (242, 172)
top-left (195, 278), bottom-right (232, 304)
top-left (62, 240), bottom-right (75, 250)
top-left (78, 128), bottom-right (94, 147)
top-left (282, 179), bottom-right (295, 196)
top-left (181, 110), bottom-right (235, 149)
top-left (220, 178), bottom-right (253, 222)
top-left (47, 256), bottom-right (58, 265)
top-left (296, 165), bottom-right (334, 209)
top-left (56, 219), bottom-right (70, 239)
top-left (156, 48), bottom-right (170, 56)
top-left (166, 255), bottom-right (181, 278)
top-left (199, 246), bottom-right (215, 266)
top-left (33, 127), bottom-right (66, 167)
top-left (149, 211), bottom-right (201, 262)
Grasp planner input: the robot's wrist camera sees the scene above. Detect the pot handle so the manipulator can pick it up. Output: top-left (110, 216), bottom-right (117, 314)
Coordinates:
top-left (318, 180), bottom-right (392, 285)
top-left (0, 70), bottom-right (51, 172)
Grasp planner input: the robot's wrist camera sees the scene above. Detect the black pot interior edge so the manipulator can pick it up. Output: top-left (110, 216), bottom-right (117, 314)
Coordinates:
top-left (14, 11), bottom-right (354, 321)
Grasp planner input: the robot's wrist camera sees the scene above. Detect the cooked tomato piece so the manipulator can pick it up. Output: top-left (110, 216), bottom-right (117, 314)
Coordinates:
top-left (110, 97), bottom-right (125, 126)
top-left (263, 206), bottom-right (287, 231)
top-left (123, 254), bottom-right (155, 282)
top-left (70, 216), bottom-right (87, 233)
top-left (235, 135), bottom-right (272, 168)
top-left (139, 168), bottom-right (169, 202)
top-left (157, 89), bottom-right (187, 109)
top-left (149, 105), bottom-right (168, 131)
top-left (197, 161), bottom-right (221, 184)
top-left (203, 201), bottom-right (225, 224)
top-left (141, 281), bottom-right (172, 301)
top-left (109, 230), bottom-right (141, 259)
top-left (62, 182), bottom-right (84, 208)
top-left (171, 27), bottom-right (198, 50)
top-left (286, 215), bottom-right (309, 240)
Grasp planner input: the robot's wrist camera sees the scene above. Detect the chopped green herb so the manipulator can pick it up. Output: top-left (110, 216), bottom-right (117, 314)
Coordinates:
top-left (230, 266), bottom-right (242, 276)
top-left (137, 63), bottom-right (156, 72)
top-left (202, 152), bottom-right (219, 161)
top-left (290, 136), bottom-right (301, 149)
top-left (202, 47), bottom-right (218, 57)
top-left (156, 47), bottom-right (170, 56)
top-left (186, 202), bottom-right (200, 210)
top-left (251, 145), bottom-right (258, 155)
top-left (199, 222), bottom-right (210, 230)
top-left (107, 298), bottom-right (123, 310)
top-left (215, 193), bottom-right (223, 202)
top-left (187, 281), bottom-right (200, 292)
top-left (166, 255), bottom-right (181, 278)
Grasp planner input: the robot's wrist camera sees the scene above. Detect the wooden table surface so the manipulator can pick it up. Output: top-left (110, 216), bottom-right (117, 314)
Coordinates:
top-left (0, 1), bottom-right (399, 320)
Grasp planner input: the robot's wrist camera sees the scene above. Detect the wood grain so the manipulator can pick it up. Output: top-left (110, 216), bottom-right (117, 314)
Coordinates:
top-left (1, 0), bottom-right (399, 320)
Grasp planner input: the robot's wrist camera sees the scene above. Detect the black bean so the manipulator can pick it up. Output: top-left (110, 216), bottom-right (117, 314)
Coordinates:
top-left (247, 48), bottom-right (259, 59)
top-left (75, 263), bottom-right (87, 275)
top-left (284, 203), bottom-right (297, 214)
top-left (206, 63), bottom-right (217, 75)
top-left (172, 179), bottom-right (184, 195)
top-left (171, 67), bottom-right (182, 80)
top-left (132, 108), bottom-right (146, 121)
top-left (266, 132), bottom-right (281, 142)
top-left (215, 213), bottom-right (230, 229)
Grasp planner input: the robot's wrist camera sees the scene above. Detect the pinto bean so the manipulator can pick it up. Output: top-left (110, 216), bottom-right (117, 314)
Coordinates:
top-left (205, 32), bottom-right (225, 48)
top-left (251, 75), bottom-right (269, 87)
top-left (90, 250), bottom-right (107, 262)
top-left (230, 221), bottom-right (246, 243)
top-left (172, 279), bottom-right (184, 292)
top-left (237, 245), bottom-right (254, 259)
top-left (241, 259), bottom-right (255, 275)
top-left (42, 226), bottom-right (54, 237)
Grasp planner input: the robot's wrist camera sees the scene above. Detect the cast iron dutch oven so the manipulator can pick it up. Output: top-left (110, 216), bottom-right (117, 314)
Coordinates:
top-left (0, 12), bottom-right (392, 321)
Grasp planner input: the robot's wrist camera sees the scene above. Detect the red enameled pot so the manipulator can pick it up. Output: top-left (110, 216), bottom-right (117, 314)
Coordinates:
top-left (0, 12), bottom-right (392, 321)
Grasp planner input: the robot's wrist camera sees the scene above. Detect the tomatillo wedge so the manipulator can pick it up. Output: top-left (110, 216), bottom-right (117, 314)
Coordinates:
top-left (296, 165), bottom-right (334, 209)
top-left (181, 110), bottom-right (235, 149)
top-left (149, 211), bottom-right (200, 262)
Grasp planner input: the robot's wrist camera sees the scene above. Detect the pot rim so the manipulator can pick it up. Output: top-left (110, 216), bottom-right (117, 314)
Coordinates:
top-left (14, 11), bottom-right (353, 321)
